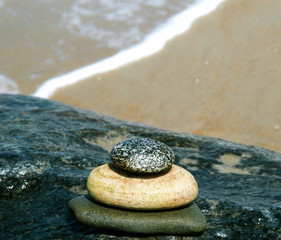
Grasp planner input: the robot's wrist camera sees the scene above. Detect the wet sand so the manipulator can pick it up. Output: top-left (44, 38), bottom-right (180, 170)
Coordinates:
top-left (0, 1), bottom-right (118, 94)
top-left (0, 0), bottom-right (192, 95)
top-left (52, 0), bottom-right (281, 153)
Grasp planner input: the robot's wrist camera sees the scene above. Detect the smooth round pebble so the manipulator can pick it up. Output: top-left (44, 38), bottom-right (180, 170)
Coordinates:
top-left (68, 195), bottom-right (206, 235)
top-left (87, 163), bottom-right (198, 210)
top-left (110, 137), bottom-right (175, 174)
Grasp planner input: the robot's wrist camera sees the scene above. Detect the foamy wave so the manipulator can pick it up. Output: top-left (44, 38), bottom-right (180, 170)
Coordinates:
top-left (0, 74), bottom-right (19, 94)
top-left (60, 0), bottom-right (192, 49)
top-left (33, 0), bottom-right (225, 99)
top-left (61, 1), bottom-right (144, 49)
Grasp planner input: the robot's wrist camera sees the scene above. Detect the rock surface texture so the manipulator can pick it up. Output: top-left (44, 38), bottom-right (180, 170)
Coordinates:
top-left (0, 94), bottom-right (281, 239)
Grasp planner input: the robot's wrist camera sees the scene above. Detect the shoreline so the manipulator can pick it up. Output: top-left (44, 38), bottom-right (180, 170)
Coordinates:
top-left (52, 0), bottom-right (281, 153)
top-left (32, 0), bottom-right (225, 98)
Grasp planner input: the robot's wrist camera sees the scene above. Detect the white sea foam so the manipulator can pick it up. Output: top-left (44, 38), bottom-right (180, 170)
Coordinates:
top-left (60, 0), bottom-right (179, 49)
top-left (0, 74), bottom-right (19, 94)
top-left (32, 0), bottom-right (225, 99)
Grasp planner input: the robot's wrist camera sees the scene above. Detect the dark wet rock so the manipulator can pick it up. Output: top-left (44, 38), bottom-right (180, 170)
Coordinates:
top-left (110, 137), bottom-right (175, 173)
top-left (68, 195), bottom-right (206, 235)
top-left (0, 94), bottom-right (280, 239)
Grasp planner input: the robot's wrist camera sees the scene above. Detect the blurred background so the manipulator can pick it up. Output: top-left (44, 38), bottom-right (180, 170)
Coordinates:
top-left (1, 0), bottom-right (280, 153)
top-left (0, 0), bottom-right (195, 94)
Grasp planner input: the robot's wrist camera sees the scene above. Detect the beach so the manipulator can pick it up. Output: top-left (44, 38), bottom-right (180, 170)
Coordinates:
top-left (0, 0), bottom-right (196, 94)
top-left (51, 0), bottom-right (281, 153)
top-left (1, 0), bottom-right (280, 153)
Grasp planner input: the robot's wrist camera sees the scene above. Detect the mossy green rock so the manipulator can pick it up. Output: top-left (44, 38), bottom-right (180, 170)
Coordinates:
top-left (68, 195), bottom-right (206, 235)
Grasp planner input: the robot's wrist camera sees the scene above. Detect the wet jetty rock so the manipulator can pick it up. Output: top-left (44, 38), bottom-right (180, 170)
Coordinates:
top-left (69, 137), bottom-right (206, 235)
top-left (1, 95), bottom-right (281, 239)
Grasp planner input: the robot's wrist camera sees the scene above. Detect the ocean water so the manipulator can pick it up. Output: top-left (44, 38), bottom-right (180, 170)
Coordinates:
top-left (0, 0), bottom-right (224, 97)
top-left (0, 73), bottom-right (18, 94)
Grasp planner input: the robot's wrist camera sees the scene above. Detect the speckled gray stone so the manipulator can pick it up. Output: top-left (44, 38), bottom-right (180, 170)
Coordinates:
top-left (110, 137), bottom-right (175, 174)
top-left (68, 195), bottom-right (207, 235)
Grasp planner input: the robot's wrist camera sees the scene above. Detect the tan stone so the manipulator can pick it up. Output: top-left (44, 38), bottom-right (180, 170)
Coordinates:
top-left (87, 163), bottom-right (198, 210)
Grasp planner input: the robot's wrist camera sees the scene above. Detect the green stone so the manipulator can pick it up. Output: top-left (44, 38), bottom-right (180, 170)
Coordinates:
top-left (68, 195), bottom-right (206, 235)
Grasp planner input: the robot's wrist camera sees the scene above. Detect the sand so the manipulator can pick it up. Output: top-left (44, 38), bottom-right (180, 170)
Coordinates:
top-left (52, 0), bottom-right (281, 153)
